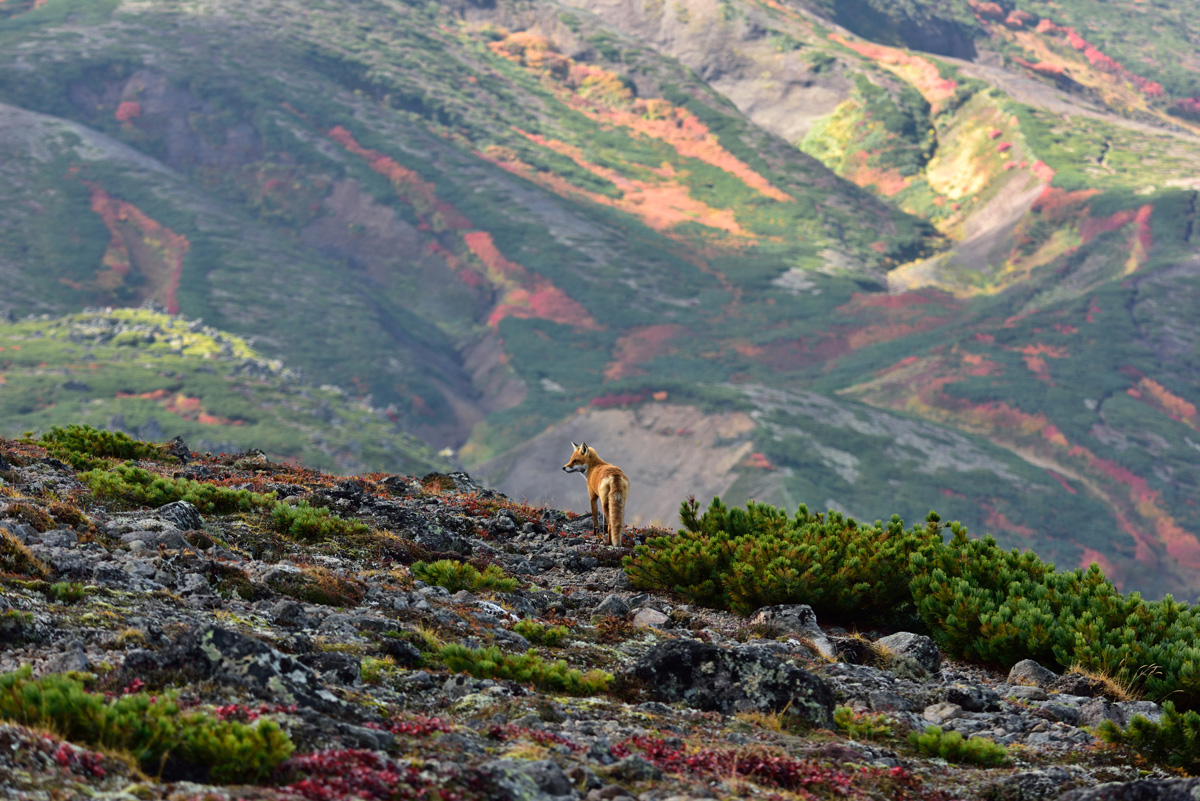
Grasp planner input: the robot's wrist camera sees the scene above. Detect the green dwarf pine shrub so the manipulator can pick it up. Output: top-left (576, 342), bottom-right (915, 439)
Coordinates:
top-left (0, 667), bottom-right (293, 782)
top-left (270, 500), bottom-right (368, 542)
top-left (833, 706), bottom-right (894, 740)
top-left (513, 619), bottom-right (570, 647)
top-left (908, 726), bottom-right (1009, 766)
top-left (81, 462), bottom-right (274, 514)
top-left (46, 581), bottom-right (87, 604)
top-left (909, 525), bottom-right (1200, 708)
top-left (1097, 701), bottom-right (1200, 774)
top-left (437, 644), bottom-right (611, 695)
top-left (40, 424), bottom-right (166, 469)
top-left (411, 559), bottom-right (521, 593)
top-left (623, 497), bottom-right (941, 619)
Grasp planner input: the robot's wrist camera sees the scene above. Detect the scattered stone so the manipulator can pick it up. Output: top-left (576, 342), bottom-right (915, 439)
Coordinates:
top-left (608, 754), bottom-right (662, 782)
top-left (1057, 778), bottom-right (1200, 801)
top-left (749, 604), bottom-right (835, 658)
top-left (1053, 671), bottom-right (1109, 698)
top-left (631, 608), bottom-right (670, 629)
top-left (922, 701), bottom-right (963, 725)
top-left (1008, 685), bottom-right (1049, 702)
top-left (593, 594), bottom-right (631, 618)
top-left (875, 632), bottom-right (941, 677)
top-left (984, 766), bottom-right (1087, 801)
top-left (629, 639), bottom-right (834, 723)
top-left (943, 683), bottom-right (1001, 712)
top-left (1008, 659), bottom-right (1059, 688)
top-left (157, 500), bottom-right (204, 531)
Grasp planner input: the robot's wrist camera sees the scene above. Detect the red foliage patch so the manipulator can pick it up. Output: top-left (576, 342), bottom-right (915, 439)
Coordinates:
top-left (612, 737), bottom-right (939, 798)
top-left (52, 741), bottom-right (106, 779)
top-left (279, 749), bottom-right (463, 801)
top-left (590, 391), bottom-right (649, 408)
top-left (1035, 21), bottom-right (1164, 98)
top-left (114, 101), bottom-right (142, 122)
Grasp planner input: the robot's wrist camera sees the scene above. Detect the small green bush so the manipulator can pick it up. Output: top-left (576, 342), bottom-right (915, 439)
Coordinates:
top-left (1097, 701), bottom-right (1200, 774)
top-left (40, 424), bottom-right (166, 469)
top-left (270, 500), bottom-right (368, 542)
top-left (908, 726), bottom-right (1009, 767)
top-left (81, 463), bottom-right (274, 514)
top-left (833, 706), bottom-right (893, 741)
top-left (513, 619), bottom-right (570, 647)
top-left (0, 667), bottom-right (293, 782)
top-left (46, 581), bottom-right (87, 604)
top-left (624, 497), bottom-right (940, 619)
top-left (438, 644), bottom-right (611, 695)
top-left (411, 559), bottom-right (520, 594)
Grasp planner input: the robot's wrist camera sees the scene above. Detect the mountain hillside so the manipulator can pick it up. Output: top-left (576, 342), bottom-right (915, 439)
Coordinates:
top-left (1, 0), bottom-right (1200, 598)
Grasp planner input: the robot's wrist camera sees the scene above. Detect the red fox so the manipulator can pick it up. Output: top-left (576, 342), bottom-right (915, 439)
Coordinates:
top-left (562, 442), bottom-right (629, 546)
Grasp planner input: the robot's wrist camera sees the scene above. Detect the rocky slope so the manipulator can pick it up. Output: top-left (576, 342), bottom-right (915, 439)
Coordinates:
top-left (1, 434), bottom-right (1196, 801)
top-left (2, 0), bottom-right (1200, 600)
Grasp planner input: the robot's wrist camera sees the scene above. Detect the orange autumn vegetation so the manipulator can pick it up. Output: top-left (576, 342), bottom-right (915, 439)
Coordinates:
top-left (1016, 343), bottom-right (1067, 383)
top-left (83, 186), bottom-right (189, 313)
top-left (462, 231), bottom-right (598, 330)
top-left (327, 126), bottom-right (472, 231)
top-left (603, 324), bottom-right (687, 381)
top-left (492, 130), bottom-right (750, 236)
top-left (487, 30), bottom-right (790, 204)
top-left (1128, 376), bottom-right (1198, 430)
top-left (115, 389), bottom-right (244, 426)
top-left (828, 33), bottom-right (957, 109)
top-left (858, 355), bottom-right (1200, 573)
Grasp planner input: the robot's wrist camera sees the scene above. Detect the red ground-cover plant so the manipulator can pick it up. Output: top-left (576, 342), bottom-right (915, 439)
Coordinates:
top-left (278, 749), bottom-right (464, 801)
top-left (52, 740), bottom-right (106, 779)
top-left (213, 702), bottom-right (297, 723)
top-left (486, 724), bottom-right (585, 752)
top-left (368, 715), bottom-right (454, 737)
top-left (612, 736), bottom-right (945, 798)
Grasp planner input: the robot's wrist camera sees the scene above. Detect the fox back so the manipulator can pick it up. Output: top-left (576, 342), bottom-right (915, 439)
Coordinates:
top-left (562, 441), bottom-right (629, 546)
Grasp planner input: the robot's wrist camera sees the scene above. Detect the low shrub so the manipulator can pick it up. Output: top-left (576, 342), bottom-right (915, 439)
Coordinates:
top-left (40, 424), bottom-right (166, 469)
top-left (0, 666), bottom-right (293, 782)
top-left (411, 558), bottom-right (520, 593)
top-left (834, 706), bottom-right (894, 741)
top-left (1096, 701), bottom-right (1200, 774)
top-left (438, 644), bottom-right (611, 695)
top-left (270, 500), bottom-right (368, 542)
top-left (81, 463), bottom-right (273, 514)
top-left (908, 726), bottom-right (1009, 766)
top-left (513, 619), bottom-right (570, 647)
top-left (624, 497), bottom-right (940, 619)
top-left (46, 581), bottom-right (87, 604)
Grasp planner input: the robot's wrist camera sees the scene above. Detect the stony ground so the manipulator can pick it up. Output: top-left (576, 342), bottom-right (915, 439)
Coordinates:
top-left (0, 437), bottom-right (1195, 801)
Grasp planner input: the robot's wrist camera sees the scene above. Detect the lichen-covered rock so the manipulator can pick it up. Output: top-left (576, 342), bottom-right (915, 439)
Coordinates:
top-left (593, 594), bottom-right (630, 618)
top-left (943, 682), bottom-right (1001, 712)
top-left (748, 604), bottom-right (835, 658)
top-left (157, 500), bottom-right (204, 531)
top-left (131, 624), bottom-right (348, 713)
top-left (875, 632), bottom-right (941, 677)
top-left (984, 766), bottom-right (1087, 800)
top-left (629, 639), bottom-right (834, 724)
top-left (1008, 659), bottom-right (1059, 688)
top-left (1057, 778), bottom-right (1200, 801)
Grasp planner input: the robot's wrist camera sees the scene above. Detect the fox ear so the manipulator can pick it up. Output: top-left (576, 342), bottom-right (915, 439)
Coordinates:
top-left (581, 442), bottom-right (588, 453)
top-left (571, 441), bottom-right (578, 450)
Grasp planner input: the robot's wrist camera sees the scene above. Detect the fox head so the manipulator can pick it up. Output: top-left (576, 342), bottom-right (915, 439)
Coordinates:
top-left (562, 441), bottom-right (591, 474)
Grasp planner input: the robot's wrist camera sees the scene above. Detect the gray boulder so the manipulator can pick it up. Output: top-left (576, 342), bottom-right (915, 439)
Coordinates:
top-left (875, 632), bottom-right (941, 677)
top-left (593, 594), bottom-right (630, 618)
top-left (749, 604), bottom-right (835, 658)
top-left (1009, 658), bottom-right (1059, 688)
top-left (629, 639), bottom-right (834, 724)
top-left (1057, 778), bottom-right (1200, 801)
top-left (943, 683), bottom-right (1001, 712)
top-left (157, 500), bottom-right (204, 531)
